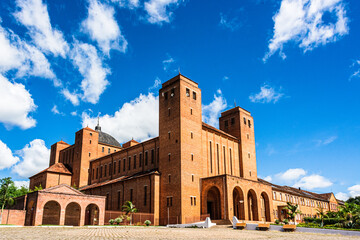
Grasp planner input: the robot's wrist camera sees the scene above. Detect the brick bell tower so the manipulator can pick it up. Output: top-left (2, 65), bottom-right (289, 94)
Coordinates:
top-left (159, 74), bottom-right (203, 224)
top-left (219, 107), bottom-right (258, 181)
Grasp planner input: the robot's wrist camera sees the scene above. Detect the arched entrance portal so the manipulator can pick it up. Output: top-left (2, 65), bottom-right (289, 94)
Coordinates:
top-left (85, 204), bottom-right (99, 225)
top-left (206, 187), bottom-right (221, 220)
top-left (233, 187), bottom-right (245, 220)
top-left (247, 190), bottom-right (258, 221)
top-left (260, 192), bottom-right (271, 222)
top-left (65, 202), bottom-right (81, 226)
top-left (42, 201), bottom-right (61, 225)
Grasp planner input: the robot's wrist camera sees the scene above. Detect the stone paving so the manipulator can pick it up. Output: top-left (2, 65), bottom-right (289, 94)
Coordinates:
top-left (0, 225), bottom-right (360, 240)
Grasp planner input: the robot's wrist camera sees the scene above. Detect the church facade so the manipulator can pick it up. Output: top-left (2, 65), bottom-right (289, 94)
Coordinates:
top-left (29, 74), bottom-right (342, 225)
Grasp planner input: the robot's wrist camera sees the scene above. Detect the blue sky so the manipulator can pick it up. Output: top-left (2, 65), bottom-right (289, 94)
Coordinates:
top-left (0, 0), bottom-right (359, 200)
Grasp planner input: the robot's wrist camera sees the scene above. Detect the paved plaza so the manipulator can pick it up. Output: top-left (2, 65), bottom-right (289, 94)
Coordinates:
top-left (0, 226), bottom-right (360, 240)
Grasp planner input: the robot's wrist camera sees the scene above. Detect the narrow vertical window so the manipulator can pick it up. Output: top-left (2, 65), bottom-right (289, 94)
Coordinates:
top-left (194, 197), bottom-right (196, 206)
top-left (186, 88), bottom-right (190, 96)
top-left (134, 155), bottom-right (137, 169)
top-left (102, 147), bottom-right (104, 152)
top-left (209, 142), bottom-right (213, 173)
top-left (109, 163), bottom-right (112, 176)
top-left (191, 197), bottom-right (193, 206)
top-left (190, 108), bottom-right (193, 115)
top-left (108, 148), bottom-right (110, 153)
top-left (96, 167), bottom-right (99, 179)
top-left (223, 146), bottom-right (226, 174)
top-left (104, 165), bottom-right (107, 177)
top-left (100, 166), bottom-right (103, 178)
top-left (144, 186), bottom-right (147, 206)
top-left (191, 132), bottom-right (193, 139)
top-left (128, 157), bottom-right (131, 170)
top-left (114, 161), bottom-right (116, 174)
top-left (118, 160), bottom-right (121, 173)
top-left (229, 148), bottom-right (233, 175)
top-left (117, 191), bottom-right (121, 210)
top-left (193, 91), bottom-right (196, 100)
top-left (248, 119), bottom-right (251, 128)
top-left (168, 108), bottom-right (171, 116)
top-left (216, 144), bottom-right (220, 174)
top-left (151, 149), bottom-right (154, 164)
top-left (168, 174), bottom-right (171, 183)
top-left (243, 117), bottom-right (246, 125)
top-left (168, 153), bottom-right (171, 161)
top-left (145, 151), bottom-right (148, 165)
top-left (123, 158), bottom-right (126, 171)
top-left (191, 154), bottom-right (194, 161)
top-left (139, 153), bottom-right (142, 167)
top-left (168, 132), bottom-right (171, 139)
top-left (192, 174), bottom-right (194, 182)
top-left (130, 189), bottom-right (133, 202)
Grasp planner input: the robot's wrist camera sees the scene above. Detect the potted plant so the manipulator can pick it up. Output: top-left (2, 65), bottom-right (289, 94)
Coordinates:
top-left (109, 219), bottom-right (115, 225)
top-left (115, 217), bottom-right (123, 225)
top-left (144, 220), bottom-right (151, 226)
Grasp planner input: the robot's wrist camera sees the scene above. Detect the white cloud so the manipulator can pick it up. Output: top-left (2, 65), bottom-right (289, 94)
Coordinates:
top-left (144, 0), bottom-right (183, 24)
top-left (348, 184), bottom-right (360, 198)
top-left (82, 92), bottom-right (159, 143)
top-left (70, 111), bottom-right (77, 116)
top-left (335, 192), bottom-right (349, 201)
top-left (13, 180), bottom-right (29, 188)
top-left (14, 0), bottom-right (69, 57)
top-left (110, 0), bottom-right (140, 9)
top-left (249, 84), bottom-right (284, 103)
top-left (264, 0), bottom-right (348, 61)
top-left (51, 105), bottom-right (64, 116)
top-left (315, 135), bottom-right (337, 146)
top-left (0, 140), bottom-right (20, 170)
top-left (222, 76), bottom-right (229, 81)
top-left (202, 89), bottom-right (227, 128)
top-left (61, 88), bottom-right (80, 106)
top-left (70, 41), bottom-right (110, 104)
top-left (0, 74), bottom-right (37, 129)
top-left (276, 168), bottom-right (307, 181)
top-left (264, 176), bottom-right (273, 182)
top-left (162, 55), bottom-right (175, 71)
top-left (349, 60), bottom-right (360, 81)
top-left (0, 25), bottom-right (56, 81)
top-left (219, 13), bottom-right (241, 31)
top-left (82, 0), bottom-right (128, 55)
top-left (293, 174), bottom-right (333, 190)
top-left (149, 77), bottom-right (162, 91)
top-left (12, 139), bottom-right (50, 178)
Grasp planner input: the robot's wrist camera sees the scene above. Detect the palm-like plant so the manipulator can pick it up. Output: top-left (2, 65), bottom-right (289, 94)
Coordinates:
top-left (316, 207), bottom-right (326, 227)
top-left (0, 178), bottom-right (15, 225)
top-left (284, 202), bottom-right (301, 225)
top-left (122, 201), bottom-right (138, 225)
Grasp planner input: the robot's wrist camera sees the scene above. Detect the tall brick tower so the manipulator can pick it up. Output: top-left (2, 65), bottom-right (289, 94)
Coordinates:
top-left (71, 127), bottom-right (99, 188)
top-left (219, 107), bottom-right (257, 181)
top-left (159, 74), bottom-right (203, 224)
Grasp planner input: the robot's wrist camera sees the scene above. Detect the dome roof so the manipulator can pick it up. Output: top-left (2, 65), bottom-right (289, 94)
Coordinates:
top-left (98, 131), bottom-right (121, 147)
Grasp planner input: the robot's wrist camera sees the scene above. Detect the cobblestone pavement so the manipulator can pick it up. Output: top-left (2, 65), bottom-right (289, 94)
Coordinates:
top-left (1, 226), bottom-right (360, 240)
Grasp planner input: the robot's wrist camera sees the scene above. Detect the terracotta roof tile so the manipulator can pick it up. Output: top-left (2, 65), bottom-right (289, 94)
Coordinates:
top-left (29, 163), bottom-right (72, 178)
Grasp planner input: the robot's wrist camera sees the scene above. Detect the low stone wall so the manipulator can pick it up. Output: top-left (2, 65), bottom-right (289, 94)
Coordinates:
top-left (1, 209), bottom-right (26, 225)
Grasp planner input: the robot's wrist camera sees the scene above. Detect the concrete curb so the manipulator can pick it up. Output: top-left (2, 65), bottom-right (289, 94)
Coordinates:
top-left (0, 225), bottom-right (23, 228)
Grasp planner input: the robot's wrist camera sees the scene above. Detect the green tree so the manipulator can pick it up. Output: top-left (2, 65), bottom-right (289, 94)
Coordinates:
top-left (347, 196), bottom-right (360, 205)
top-left (122, 201), bottom-right (138, 225)
top-left (284, 202), bottom-right (301, 225)
top-left (0, 178), bottom-right (15, 225)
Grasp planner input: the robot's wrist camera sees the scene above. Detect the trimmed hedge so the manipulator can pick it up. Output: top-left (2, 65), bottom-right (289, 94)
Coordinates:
top-left (303, 217), bottom-right (346, 225)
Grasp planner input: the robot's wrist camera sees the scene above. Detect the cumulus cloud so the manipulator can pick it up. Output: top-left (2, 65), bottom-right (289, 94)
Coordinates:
top-left (14, 180), bottom-right (29, 188)
top-left (335, 192), bottom-right (349, 201)
top-left (0, 25), bottom-right (56, 81)
top-left (264, 0), bottom-right (348, 61)
top-left (202, 89), bottom-right (227, 128)
top-left (249, 84), bottom-right (284, 103)
top-left (144, 0), bottom-right (183, 24)
top-left (149, 77), bottom-right (162, 91)
top-left (293, 174), bottom-right (333, 190)
top-left (349, 60), bottom-right (360, 81)
top-left (14, 0), bottom-right (69, 57)
top-left (61, 88), bottom-right (80, 106)
top-left (264, 176), bottom-right (273, 182)
top-left (276, 168), bottom-right (307, 181)
top-left (0, 74), bottom-right (37, 129)
top-left (348, 184), bottom-right (360, 198)
top-left (0, 140), bottom-right (20, 170)
top-left (51, 105), bottom-right (64, 116)
top-left (70, 41), bottom-right (110, 104)
top-left (82, 0), bottom-right (128, 55)
top-left (12, 139), bottom-right (50, 178)
top-left (82, 92), bottom-right (159, 143)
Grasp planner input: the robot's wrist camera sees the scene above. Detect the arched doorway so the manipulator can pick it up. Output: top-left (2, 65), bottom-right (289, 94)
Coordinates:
top-left (65, 202), bottom-right (81, 226)
top-left (247, 189), bottom-right (258, 221)
top-left (85, 204), bottom-right (99, 225)
top-left (260, 192), bottom-right (271, 222)
top-left (206, 186), bottom-right (221, 220)
top-left (233, 187), bottom-right (245, 220)
top-left (42, 201), bottom-right (61, 225)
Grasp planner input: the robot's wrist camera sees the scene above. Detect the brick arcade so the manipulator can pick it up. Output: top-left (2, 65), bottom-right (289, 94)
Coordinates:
top-left (22, 74), bottom-right (342, 226)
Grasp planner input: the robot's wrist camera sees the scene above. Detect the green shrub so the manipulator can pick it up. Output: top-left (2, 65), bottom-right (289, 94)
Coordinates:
top-left (283, 219), bottom-right (289, 225)
top-left (115, 217), bottom-right (123, 225)
top-left (109, 219), bottom-right (115, 225)
top-left (274, 219), bottom-right (280, 225)
top-left (144, 220), bottom-right (151, 226)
